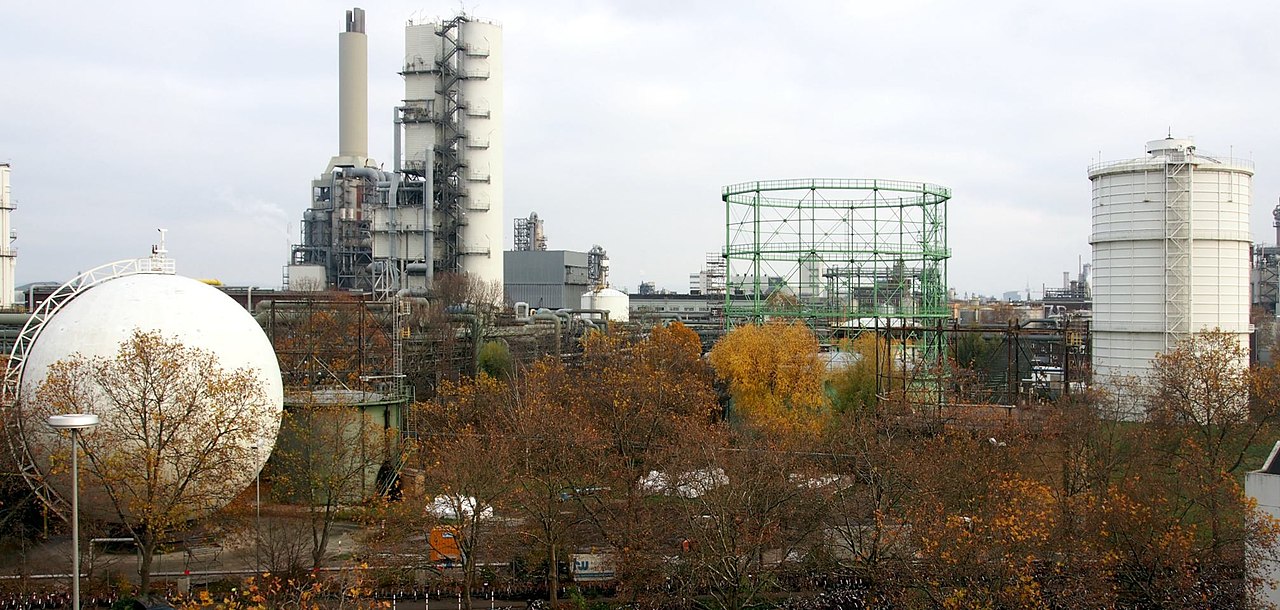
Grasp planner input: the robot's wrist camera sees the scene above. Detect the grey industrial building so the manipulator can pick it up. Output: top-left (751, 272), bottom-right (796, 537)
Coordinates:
top-left (504, 250), bottom-right (592, 309)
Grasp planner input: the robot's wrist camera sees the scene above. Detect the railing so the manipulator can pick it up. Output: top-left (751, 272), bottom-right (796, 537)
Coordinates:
top-left (3, 254), bottom-right (176, 519)
top-left (722, 178), bottom-right (951, 200)
top-left (1087, 152), bottom-right (1254, 174)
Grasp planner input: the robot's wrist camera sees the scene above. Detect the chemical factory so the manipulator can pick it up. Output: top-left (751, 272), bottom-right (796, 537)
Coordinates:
top-left (287, 8), bottom-right (505, 296)
top-left (3, 5), bottom-right (1278, 475)
top-left (3, 3), bottom-right (1280, 597)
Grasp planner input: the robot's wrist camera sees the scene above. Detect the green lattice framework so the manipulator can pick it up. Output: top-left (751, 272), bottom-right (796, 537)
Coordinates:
top-left (722, 178), bottom-right (952, 402)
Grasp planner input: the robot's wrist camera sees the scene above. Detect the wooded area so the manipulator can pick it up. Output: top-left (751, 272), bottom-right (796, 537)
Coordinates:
top-left (6, 320), bottom-right (1280, 610)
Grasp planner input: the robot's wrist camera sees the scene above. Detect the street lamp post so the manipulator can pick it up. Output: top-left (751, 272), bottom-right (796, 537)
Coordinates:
top-left (250, 443), bottom-right (261, 529)
top-left (48, 413), bottom-right (100, 610)
top-left (250, 442), bottom-right (262, 569)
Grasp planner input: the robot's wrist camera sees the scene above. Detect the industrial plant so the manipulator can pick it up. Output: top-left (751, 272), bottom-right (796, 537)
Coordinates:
top-left (4, 4), bottom-right (1280, 608)
top-left (288, 8), bottom-right (505, 296)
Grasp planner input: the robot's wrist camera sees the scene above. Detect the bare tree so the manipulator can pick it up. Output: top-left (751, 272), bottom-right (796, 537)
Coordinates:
top-left (412, 374), bottom-right (515, 610)
top-left (666, 427), bottom-right (825, 610)
top-left (272, 394), bottom-right (395, 570)
top-left (31, 330), bottom-right (276, 591)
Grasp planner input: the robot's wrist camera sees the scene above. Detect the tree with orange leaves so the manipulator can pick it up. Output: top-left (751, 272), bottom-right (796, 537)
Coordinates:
top-left (411, 373), bottom-right (515, 610)
top-left (1138, 329), bottom-right (1280, 604)
top-left (573, 323), bottom-right (718, 598)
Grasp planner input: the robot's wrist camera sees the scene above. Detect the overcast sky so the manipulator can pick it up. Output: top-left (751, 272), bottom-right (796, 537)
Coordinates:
top-left (2, 1), bottom-right (1278, 297)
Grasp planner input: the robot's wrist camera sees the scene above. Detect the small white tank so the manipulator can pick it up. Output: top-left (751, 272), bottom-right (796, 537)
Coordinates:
top-left (581, 287), bottom-right (630, 322)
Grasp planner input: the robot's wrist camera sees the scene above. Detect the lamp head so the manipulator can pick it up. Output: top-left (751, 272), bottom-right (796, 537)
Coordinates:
top-left (47, 414), bottom-right (100, 431)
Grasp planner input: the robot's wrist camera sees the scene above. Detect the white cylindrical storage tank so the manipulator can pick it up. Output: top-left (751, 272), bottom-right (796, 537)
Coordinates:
top-left (456, 19), bottom-right (504, 286)
top-left (1089, 136), bottom-right (1252, 413)
top-left (582, 288), bottom-right (630, 323)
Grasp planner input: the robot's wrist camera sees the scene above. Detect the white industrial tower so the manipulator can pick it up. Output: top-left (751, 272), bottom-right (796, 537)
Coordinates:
top-left (0, 163), bottom-right (13, 308)
top-left (1089, 136), bottom-right (1252, 415)
top-left (399, 15), bottom-right (504, 287)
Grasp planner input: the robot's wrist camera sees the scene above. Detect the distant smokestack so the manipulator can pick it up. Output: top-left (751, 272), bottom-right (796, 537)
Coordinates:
top-left (338, 8), bottom-right (368, 162)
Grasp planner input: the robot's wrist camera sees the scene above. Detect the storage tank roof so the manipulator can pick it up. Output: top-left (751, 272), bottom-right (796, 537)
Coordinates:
top-left (1088, 136), bottom-right (1254, 178)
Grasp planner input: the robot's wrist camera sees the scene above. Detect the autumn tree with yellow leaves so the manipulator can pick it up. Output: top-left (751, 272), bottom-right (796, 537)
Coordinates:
top-left (828, 332), bottom-right (892, 415)
top-left (709, 320), bottom-right (827, 435)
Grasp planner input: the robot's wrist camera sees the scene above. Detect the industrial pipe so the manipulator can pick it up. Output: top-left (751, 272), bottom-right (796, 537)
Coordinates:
top-left (531, 312), bottom-right (562, 355)
top-left (340, 167), bottom-right (390, 182)
top-left (0, 312), bottom-right (32, 325)
top-left (423, 147), bottom-right (435, 287)
top-left (392, 107), bottom-right (402, 173)
top-left (564, 308), bottom-right (610, 323)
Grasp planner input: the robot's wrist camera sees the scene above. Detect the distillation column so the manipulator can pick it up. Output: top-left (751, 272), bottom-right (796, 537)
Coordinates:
top-left (401, 16), bottom-right (504, 287)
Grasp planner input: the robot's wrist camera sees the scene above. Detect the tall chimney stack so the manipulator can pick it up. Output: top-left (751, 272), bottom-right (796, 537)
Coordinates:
top-left (337, 8), bottom-right (368, 164)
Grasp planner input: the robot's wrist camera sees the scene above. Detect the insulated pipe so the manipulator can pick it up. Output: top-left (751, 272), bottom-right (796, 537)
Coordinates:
top-left (0, 312), bottom-right (32, 325)
top-left (564, 308), bottom-right (610, 323)
top-left (394, 293), bottom-right (430, 308)
top-left (327, 171), bottom-right (339, 274)
top-left (404, 263), bottom-right (432, 287)
top-left (392, 107), bottom-right (402, 174)
top-left (338, 8), bottom-right (368, 160)
top-left (423, 147), bottom-right (434, 287)
top-left (340, 167), bottom-right (389, 182)
top-left (386, 174), bottom-right (401, 264)
top-left (532, 312), bottom-right (562, 355)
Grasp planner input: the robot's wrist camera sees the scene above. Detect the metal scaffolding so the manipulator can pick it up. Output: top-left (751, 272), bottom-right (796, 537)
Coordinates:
top-left (429, 16), bottom-right (469, 275)
top-left (513, 212), bottom-right (547, 252)
top-left (722, 178), bottom-right (952, 407)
